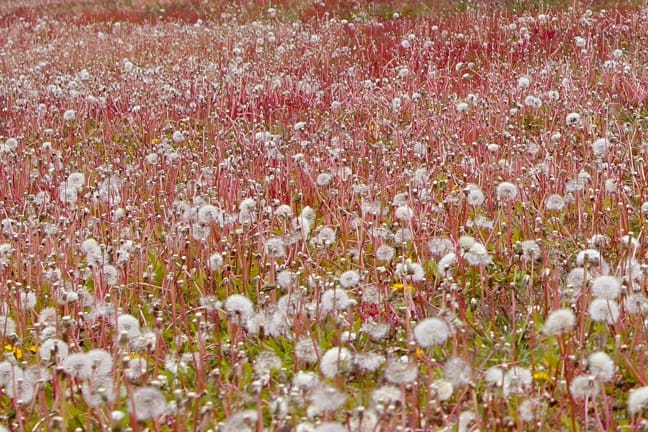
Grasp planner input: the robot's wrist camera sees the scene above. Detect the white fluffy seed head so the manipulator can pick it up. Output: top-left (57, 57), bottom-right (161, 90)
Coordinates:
top-left (542, 308), bottom-right (576, 336)
top-left (587, 352), bottom-right (615, 382)
top-left (414, 318), bottom-right (451, 347)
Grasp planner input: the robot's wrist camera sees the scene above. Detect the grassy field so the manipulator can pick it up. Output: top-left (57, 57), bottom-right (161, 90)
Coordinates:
top-left (1, 0), bottom-right (648, 430)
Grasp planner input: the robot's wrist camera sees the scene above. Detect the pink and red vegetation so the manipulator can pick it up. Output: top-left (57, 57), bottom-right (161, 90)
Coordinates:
top-left (0, 0), bottom-right (647, 431)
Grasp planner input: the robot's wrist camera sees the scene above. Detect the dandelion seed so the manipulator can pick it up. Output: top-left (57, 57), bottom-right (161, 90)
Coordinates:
top-left (518, 399), bottom-right (537, 423)
top-left (588, 298), bottom-right (620, 324)
top-left (339, 270), bottom-right (360, 288)
top-left (222, 409), bottom-right (258, 432)
top-left (117, 314), bottom-right (141, 341)
top-left (444, 357), bottom-right (471, 387)
top-left (496, 181), bottom-right (518, 201)
top-left (428, 237), bottom-right (454, 257)
top-left (4, 369), bottom-right (35, 403)
top-left (254, 351), bottom-right (282, 375)
top-left (519, 240), bottom-right (541, 262)
top-left (375, 244), bottom-right (395, 262)
top-left (63, 109), bottom-right (76, 121)
top-left (503, 366), bottom-right (533, 397)
top-left (129, 386), bottom-right (167, 422)
top-left (18, 291), bottom-right (36, 310)
top-left (66, 172), bottom-right (85, 190)
top-left (0, 316), bottom-right (16, 338)
top-left (62, 353), bottom-right (91, 379)
top-left (310, 386), bottom-right (347, 411)
top-left (587, 352), bottom-right (615, 382)
top-left (394, 228), bottom-right (413, 243)
top-left (124, 356), bottom-right (147, 381)
top-left (1, 138), bottom-right (18, 153)
top-left (82, 376), bottom-right (115, 407)
top-left (456, 101), bottom-right (469, 112)
top-left (395, 259), bottom-right (425, 281)
top-left (465, 185), bottom-right (485, 206)
top-left (394, 205), bottom-right (414, 220)
top-left (576, 248), bottom-right (603, 266)
top-left (360, 320), bottom-right (390, 341)
top-left (524, 95), bottom-right (542, 108)
top-left (172, 130), bottom-right (185, 143)
top-left (320, 288), bottom-right (351, 315)
top-left (314, 226), bottom-right (336, 247)
top-left (275, 204), bottom-right (293, 218)
top-left (566, 112), bottom-right (581, 126)
top-left (545, 194), bottom-right (565, 211)
top-left (313, 421), bottom-right (347, 432)
top-left (316, 172), bottom-right (332, 186)
top-left (263, 237), bottom-right (286, 259)
top-left (197, 204), bottom-right (223, 225)
top-left (437, 252), bottom-right (457, 276)
top-left (371, 385), bottom-right (402, 406)
top-left (207, 252), bottom-right (223, 271)
top-left (485, 366), bottom-right (504, 387)
top-left (628, 386), bottom-right (648, 415)
top-left (224, 294), bottom-right (254, 321)
top-left (591, 138), bottom-right (610, 158)
top-left (430, 379), bottom-right (454, 401)
top-left (39, 338), bottom-right (69, 363)
top-left (414, 318), bottom-right (451, 347)
top-left (292, 370), bottom-right (319, 392)
top-left (295, 339), bottom-right (319, 364)
top-left (570, 374), bottom-right (600, 400)
top-left (354, 352), bottom-right (385, 371)
top-left (625, 293), bottom-right (648, 314)
top-left (320, 347), bottom-right (352, 378)
top-left (86, 349), bottom-right (113, 378)
top-left (543, 308), bottom-right (576, 336)
top-left (463, 242), bottom-right (492, 266)
top-left (103, 264), bottom-right (118, 286)
top-left (517, 75), bottom-right (531, 88)
top-left (384, 357), bottom-right (418, 385)
top-left (591, 275), bottom-right (621, 299)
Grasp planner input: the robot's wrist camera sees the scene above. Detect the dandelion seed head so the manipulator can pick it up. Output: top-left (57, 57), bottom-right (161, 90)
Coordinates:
top-left (430, 379), bottom-right (454, 401)
top-left (569, 374), bottom-right (600, 400)
top-left (63, 109), bottom-right (76, 121)
top-left (628, 386), bottom-right (648, 415)
top-left (384, 357), bottom-right (418, 385)
top-left (295, 339), bottom-right (319, 364)
top-left (496, 181), bottom-right (519, 201)
top-left (310, 386), bottom-right (347, 411)
top-left (485, 366), bottom-right (504, 387)
top-left (444, 357), bottom-right (471, 387)
top-left (591, 275), bottom-right (621, 299)
top-left (591, 137), bottom-right (610, 158)
top-left (129, 386), bottom-right (167, 422)
top-left (503, 366), bottom-right (533, 397)
top-left (320, 347), bottom-right (352, 378)
top-left (39, 338), bottom-right (69, 363)
top-left (224, 294), bottom-right (254, 321)
top-left (339, 270), bottom-right (360, 288)
top-left (263, 237), bottom-right (286, 259)
top-left (543, 308), bottom-right (576, 336)
top-left (320, 288), bottom-right (352, 315)
top-left (588, 298), bottom-right (620, 323)
top-left (414, 317), bottom-right (451, 347)
top-left (117, 314), bottom-right (141, 340)
top-left (375, 244), bottom-right (395, 262)
top-left (587, 352), bottom-right (615, 382)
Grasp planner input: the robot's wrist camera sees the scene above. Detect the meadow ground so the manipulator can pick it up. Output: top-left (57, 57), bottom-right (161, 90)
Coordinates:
top-left (1, 0), bottom-right (648, 430)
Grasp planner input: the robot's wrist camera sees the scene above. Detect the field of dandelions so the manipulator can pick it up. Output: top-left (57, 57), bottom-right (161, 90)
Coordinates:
top-left (2, 0), bottom-right (648, 430)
